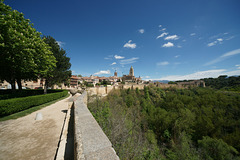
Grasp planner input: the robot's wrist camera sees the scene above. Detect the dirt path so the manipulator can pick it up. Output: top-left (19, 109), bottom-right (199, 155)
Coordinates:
top-left (0, 95), bottom-right (72, 160)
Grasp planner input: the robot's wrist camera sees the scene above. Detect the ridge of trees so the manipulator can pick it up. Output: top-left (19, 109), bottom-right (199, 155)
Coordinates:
top-left (175, 75), bottom-right (240, 91)
top-left (88, 85), bottom-right (240, 159)
top-left (202, 75), bottom-right (240, 91)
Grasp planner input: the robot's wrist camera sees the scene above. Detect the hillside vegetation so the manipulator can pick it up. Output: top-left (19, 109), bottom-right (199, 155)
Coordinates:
top-left (88, 85), bottom-right (240, 160)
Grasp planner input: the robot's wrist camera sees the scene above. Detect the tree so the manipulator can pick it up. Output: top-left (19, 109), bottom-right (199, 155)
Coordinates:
top-left (0, 1), bottom-right (56, 91)
top-left (198, 136), bottom-right (239, 160)
top-left (42, 36), bottom-right (71, 93)
top-left (168, 81), bottom-right (177, 84)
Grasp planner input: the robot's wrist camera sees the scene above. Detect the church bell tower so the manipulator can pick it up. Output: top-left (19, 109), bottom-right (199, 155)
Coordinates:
top-left (129, 66), bottom-right (134, 76)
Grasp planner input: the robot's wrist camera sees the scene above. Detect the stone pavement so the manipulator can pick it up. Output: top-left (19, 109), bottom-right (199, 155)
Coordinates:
top-left (0, 95), bottom-right (72, 160)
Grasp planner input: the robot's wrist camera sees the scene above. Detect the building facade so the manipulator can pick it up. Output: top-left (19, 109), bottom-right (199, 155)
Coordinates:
top-left (122, 66), bottom-right (142, 83)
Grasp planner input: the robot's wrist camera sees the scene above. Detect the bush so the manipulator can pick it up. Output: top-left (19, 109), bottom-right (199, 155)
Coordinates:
top-left (0, 90), bottom-right (68, 117)
top-left (0, 89), bottom-right (63, 100)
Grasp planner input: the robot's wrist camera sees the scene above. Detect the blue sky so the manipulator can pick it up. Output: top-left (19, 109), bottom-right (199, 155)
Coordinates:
top-left (4, 0), bottom-right (240, 80)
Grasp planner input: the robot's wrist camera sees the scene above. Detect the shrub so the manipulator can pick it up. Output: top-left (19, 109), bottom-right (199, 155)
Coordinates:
top-left (0, 89), bottom-right (63, 100)
top-left (0, 90), bottom-right (68, 117)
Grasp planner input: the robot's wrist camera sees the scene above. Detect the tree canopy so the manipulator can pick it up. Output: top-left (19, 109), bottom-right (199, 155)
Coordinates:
top-left (88, 85), bottom-right (240, 159)
top-left (0, 2), bottom-right (73, 92)
top-left (42, 36), bottom-right (71, 91)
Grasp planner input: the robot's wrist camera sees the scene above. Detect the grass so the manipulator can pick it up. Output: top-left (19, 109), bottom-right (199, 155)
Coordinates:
top-left (0, 93), bottom-right (70, 122)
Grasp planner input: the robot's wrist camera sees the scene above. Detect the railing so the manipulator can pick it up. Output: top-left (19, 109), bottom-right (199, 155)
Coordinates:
top-left (73, 91), bottom-right (119, 160)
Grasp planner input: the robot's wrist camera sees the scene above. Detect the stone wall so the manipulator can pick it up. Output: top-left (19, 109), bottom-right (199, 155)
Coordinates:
top-left (86, 84), bottom-right (146, 96)
top-left (73, 91), bottom-right (119, 160)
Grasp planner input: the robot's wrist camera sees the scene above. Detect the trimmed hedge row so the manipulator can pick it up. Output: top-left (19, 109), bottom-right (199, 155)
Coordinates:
top-left (0, 89), bottom-right (63, 100)
top-left (0, 90), bottom-right (68, 117)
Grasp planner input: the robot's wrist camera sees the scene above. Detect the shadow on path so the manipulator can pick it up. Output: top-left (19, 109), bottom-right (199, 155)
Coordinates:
top-left (64, 104), bottom-right (74, 160)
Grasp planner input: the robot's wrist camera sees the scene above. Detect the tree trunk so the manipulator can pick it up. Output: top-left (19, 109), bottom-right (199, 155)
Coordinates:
top-left (17, 78), bottom-right (22, 90)
top-left (10, 79), bottom-right (16, 92)
top-left (44, 79), bottom-right (48, 94)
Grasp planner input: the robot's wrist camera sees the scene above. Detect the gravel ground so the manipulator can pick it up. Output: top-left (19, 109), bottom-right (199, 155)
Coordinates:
top-left (0, 95), bottom-right (72, 160)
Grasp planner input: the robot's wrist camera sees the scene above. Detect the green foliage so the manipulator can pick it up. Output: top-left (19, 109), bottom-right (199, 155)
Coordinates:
top-left (88, 86), bottom-right (240, 159)
top-left (0, 2), bottom-right (56, 90)
top-left (100, 80), bottom-right (111, 86)
top-left (202, 75), bottom-right (240, 91)
top-left (84, 81), bottom-right (94, 87)
top-left (0, 90), bottom-right (68, 117)
top-left (198, 136), bottom-right (239, 160)
top-left (168, 81), bottom-right (177, 84)
top-left (0, 89), bottom-right (61, 100)
top-left (43, 36), bottom-right (71, 87)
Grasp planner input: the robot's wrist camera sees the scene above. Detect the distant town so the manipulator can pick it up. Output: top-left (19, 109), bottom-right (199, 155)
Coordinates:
top-left (70, 66), bottom-right (143, 88)
top-left (0, 66), bottom-right (206, 90)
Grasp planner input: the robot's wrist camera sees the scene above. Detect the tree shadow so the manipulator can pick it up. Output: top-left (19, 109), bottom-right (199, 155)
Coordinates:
top-left (64, 104), bottom-right (74, 160)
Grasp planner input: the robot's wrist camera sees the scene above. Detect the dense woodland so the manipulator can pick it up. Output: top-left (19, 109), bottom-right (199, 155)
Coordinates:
top-left (88, 84), bottom-right (240, 160)
top-left (175, 75), bottom-right (240, 91)
top-left (202, 75), bottom-right (240, 91)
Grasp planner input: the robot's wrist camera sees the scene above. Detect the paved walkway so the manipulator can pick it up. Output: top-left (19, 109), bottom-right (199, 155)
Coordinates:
top-left (0, 95), bottom-right (72, 160)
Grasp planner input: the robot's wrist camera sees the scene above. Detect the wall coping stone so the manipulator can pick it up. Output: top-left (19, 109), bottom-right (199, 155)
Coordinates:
top-left (74, 91), bottom-right (119, 160)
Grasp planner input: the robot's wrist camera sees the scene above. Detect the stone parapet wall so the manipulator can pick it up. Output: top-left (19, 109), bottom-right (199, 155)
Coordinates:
top-left (74, 91), bottom-right (119, 160)
top-left (86, 84), bottom-right (146, 96)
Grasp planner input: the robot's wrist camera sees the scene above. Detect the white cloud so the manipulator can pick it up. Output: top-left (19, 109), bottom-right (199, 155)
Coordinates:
top-left (209, 33), bottom-right (222, 39)
top-left (177, 45), bottom-right (182, 48)
top-left (114, 55), bottom-right (125, 59)
top-left (57, 41), bottom-right (65, 47)
top-left (164, 35), bottom-right (179, 40)
top-left (155, 69), bottom-right (240, 81)
top-left (94, 70), bottom-right (111, 75)
top-left (221, 48), bottom-right (240, 57)
top-left (190, 33), bottom-right (196, 36)
top-left (123, 40), bottom-right (136, 49)
top-left (104, 55), bottom-right (113, 60)
top-left (157, 61), bottom-right (169, 66)
top-left (204, 48), bottom-right (240, 66)
top-left (156, 32), bottom-right (168, 39)
top-left (226, 36), bottom-right (235, 40)
top-left (207, 38), bottom-right (223, 47)
top-left (208, 32), bottom-right (235, 46)
top-left (236, 64), bottom-right (240, 69)
top-left (207, 41), bottom-right (217, 47)
top-left (138, 29), bottom-right (144, 34)
top-left (225, 70), bottom-right (240, 76)
top-left (111, 62), bottom-right (116, 65)
top-left (160, 28), bottom-right (166, 31)
top-left (162, 42), bottom-right (174, 48)
top-left (120, 57), bottom-right (139, 65)
top-left (175, 55), bottom-right (180, 58)
top-left (159, 25), bottom-right (162, 27)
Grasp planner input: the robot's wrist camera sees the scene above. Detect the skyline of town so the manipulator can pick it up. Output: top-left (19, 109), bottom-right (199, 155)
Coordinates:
top-left (4, 0), bottom-right (240, 81)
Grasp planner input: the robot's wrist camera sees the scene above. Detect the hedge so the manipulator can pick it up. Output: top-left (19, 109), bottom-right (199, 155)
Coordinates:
top-left (0, 89), bottom-right (63, 100)
top-left (0, 90), bottom-right (68, 117)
